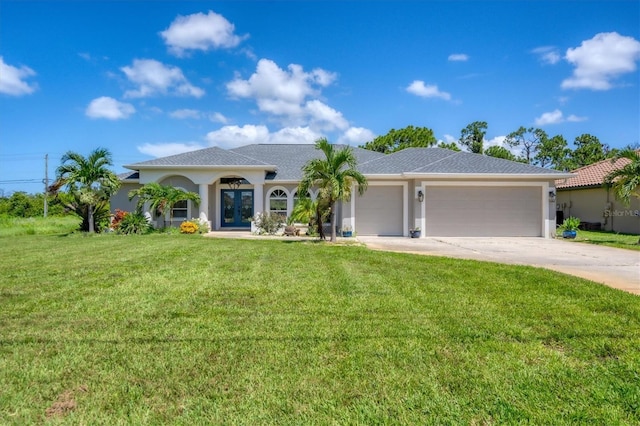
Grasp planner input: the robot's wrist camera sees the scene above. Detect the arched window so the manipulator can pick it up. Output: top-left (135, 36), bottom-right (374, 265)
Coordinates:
top-left (269, 189), bottom-right (288, 218)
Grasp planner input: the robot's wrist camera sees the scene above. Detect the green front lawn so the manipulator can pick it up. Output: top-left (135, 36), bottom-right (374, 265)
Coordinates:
top-left (557, 229), bottom-right (640, 251)
top-left (1, 234), bottom-right (638, 424)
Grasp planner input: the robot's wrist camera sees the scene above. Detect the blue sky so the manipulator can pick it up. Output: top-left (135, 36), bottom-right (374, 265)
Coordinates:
top-left (1, 0), bottom-right (639, 194)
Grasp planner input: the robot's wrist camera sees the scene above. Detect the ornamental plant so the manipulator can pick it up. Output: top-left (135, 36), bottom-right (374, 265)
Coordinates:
top-left (180, 221), bottom-right (199, 234)
top-left (110, 209), bottom-right (128, 231)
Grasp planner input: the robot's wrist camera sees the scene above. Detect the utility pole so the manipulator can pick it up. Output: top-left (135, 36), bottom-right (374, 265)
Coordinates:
top-left (44, 154), bottom-right (48, 217)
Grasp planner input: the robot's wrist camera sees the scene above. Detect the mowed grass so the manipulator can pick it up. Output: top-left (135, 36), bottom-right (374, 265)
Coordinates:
top-left (0, 216), bottom-right (81, 237)
top-left (560, 229), bottom-right (640, 251)
top-left (1, 234), bottom-right (639, 424)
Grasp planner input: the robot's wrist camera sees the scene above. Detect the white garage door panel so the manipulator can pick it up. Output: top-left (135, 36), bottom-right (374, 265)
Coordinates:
top-left (356, 186), bottom-right (403, 236)
top-left (425, 186), bottom-right (541, 237)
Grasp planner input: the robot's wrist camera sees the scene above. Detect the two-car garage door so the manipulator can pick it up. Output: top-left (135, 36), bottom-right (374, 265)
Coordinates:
top-left (424, 186), bottom-right (542, 237)
top-left (353, 184), bottom-right (543, 237)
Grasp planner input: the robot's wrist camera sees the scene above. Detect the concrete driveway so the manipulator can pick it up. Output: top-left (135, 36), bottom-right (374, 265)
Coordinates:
top-left (357, 236), bottom-right (640, 295)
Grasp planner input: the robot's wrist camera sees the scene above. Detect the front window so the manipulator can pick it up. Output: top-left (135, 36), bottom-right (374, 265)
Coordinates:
top-left (269, 189), bottom-right (288, 218)
top-left (293, 191), bottom-right (312, 207)
top-left (172, 200), bottom-right (188, 219)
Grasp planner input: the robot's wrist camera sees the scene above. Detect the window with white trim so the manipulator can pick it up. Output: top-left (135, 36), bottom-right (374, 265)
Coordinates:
top-left (269, 189), bottom-right (288, 218)
top-left (172, 200), bottom-right (188, 219)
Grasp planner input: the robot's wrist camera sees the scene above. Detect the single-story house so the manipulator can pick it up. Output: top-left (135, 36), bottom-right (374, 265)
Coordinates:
top-left (111, 144), bottom-right (573, 238)
top-left (555, 157), bottom-right (639, 235)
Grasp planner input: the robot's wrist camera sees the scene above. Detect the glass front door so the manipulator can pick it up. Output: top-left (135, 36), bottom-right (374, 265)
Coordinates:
top-left (221, 189), bottom-right (253, 227)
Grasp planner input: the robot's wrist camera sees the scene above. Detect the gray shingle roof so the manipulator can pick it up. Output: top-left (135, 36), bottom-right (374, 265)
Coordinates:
top-left (231, 144), bottom-right (384, 181)
top-left (127, 146), bottom-right (272, 167)
top-left (124, 144), bottom-right (567, 181)
top-left (362, 147), bottom-right (565, 175)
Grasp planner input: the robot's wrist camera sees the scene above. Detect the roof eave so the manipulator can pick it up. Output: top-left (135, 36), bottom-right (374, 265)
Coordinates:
top-left (124, 164), bottom-right (278, 171)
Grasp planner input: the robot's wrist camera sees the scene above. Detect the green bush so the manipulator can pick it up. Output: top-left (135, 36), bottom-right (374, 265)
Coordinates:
top-left (561, 216), bottom-right (581, 231)
top-left (117, 212), bottom-right (152, 235)
top-left (253, 212), bottom-right (285, 235)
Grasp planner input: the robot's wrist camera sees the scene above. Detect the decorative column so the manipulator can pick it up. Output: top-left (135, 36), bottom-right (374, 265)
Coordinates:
top-left (199, 183), bottom-right (210, 228)
top-left (253, 183), bottom-right (264, 217)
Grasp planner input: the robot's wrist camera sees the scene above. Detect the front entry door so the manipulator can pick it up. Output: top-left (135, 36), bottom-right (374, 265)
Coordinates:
top-left (221, 189), bottom-right (253, 228)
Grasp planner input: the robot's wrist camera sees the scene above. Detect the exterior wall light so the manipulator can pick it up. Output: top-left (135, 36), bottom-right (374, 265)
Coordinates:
top-left (418, 190), bottom-right (424, 203)
top-left (549, 190), bottom-right (556, 203)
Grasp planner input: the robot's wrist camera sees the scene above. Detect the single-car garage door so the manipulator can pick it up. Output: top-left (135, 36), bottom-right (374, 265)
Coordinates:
top-left (355, 185), bottom-right (403, 236)
top-left (425, 186), bottom-right (542, 237)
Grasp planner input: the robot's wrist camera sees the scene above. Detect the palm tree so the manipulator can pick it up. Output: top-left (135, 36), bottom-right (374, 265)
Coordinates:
top-left (298, 138), bottom-right (367, 242)
top-left (54, 147), bottom-right (120, 233)
top-left (128, 182), bottom-right (200, 228)
top-left (604, 148), bottom-right (640, 243)
top-left (290, 196), bottom-right (331, 238)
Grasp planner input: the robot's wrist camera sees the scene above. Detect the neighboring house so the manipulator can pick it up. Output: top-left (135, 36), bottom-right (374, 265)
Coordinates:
top-left (556, 157), bottom-right (640, 235)
top-left (111, 144), bottom-right (572, 238)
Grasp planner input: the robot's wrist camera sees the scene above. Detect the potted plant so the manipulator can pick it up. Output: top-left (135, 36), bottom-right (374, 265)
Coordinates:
top-left (341, 225), bottom-right (353, 237)
top-left (409, 227), bottom-right (421, 238)
top-left (560, 216), bottom-right (580, 239)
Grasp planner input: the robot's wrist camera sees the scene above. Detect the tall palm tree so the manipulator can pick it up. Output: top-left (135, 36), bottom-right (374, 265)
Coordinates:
top-left (604, 148), bottom-right (640, 243)
top-left (55, 147), bottom-right (120, 233)
top-left (128, 182), bottom-right (200, 228)
top-left (298, 138), bottom-right (368, 242)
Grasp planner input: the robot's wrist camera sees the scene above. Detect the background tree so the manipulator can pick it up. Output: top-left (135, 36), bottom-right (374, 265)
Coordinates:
top-left (504, 127), bottom-right (547, 164)
top-left (437, 141), bottom-right (461, 151)
top-left (534, 134), bottom-right (571, 170)
top-left (604, 148), bottom-right (640, 244)
top-left (53, 147), bottom-right (120, 233)
top-left (299, 138), bottom-right (367, 242)
top-left (568, 134), bottom-right (609, 169)
top-left (485, 146), bottom-right (517, 161)
top-left (360, 125), bottom-right (437, 153)
top-left (459, 121), bottom-right (487, 154)
top-left (128, 182), bottom-right (200, 228)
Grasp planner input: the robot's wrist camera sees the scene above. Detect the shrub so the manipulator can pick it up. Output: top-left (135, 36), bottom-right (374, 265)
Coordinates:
top-left (561, 216), bottom-right (581, 231)
top-left (110, 209), bottom-right (128, 230)
top-left (190, 217), bottom-right (211, 234)
top-left (117, 212), bottom-right (152, 235)
top-left (253, 212), bottom-right (285, 235)
top-left (180, 221), bottom-right (199, 234)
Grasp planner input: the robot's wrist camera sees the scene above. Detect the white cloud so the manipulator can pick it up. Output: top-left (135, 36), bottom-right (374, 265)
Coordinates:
top-left (562, 32), bottom-right (640, 90)
top-left (338, 127), bottom-right (376, 145)
top-left (228, 59), bottom-right (329, 105)
top-left (566, 114), bottom-right (587, 122)
top-left (160, 10), bottom-right (248, 56)
top-left (534, 109), bottom-right (564, 125)
top-left (137, 142), bottom-right (205, 158)
top-left (448, 53), bottom-right (469, 62)
top-left (305, 100), bottom-right (349, 131)
top-left (406, 80), bottom-right (451, 100)
top-left (226, 58), bottom-right (340, 128)
top-left (531, 46), bottom-right (561, 65)
top-left (0, 57), bottom-right (37, 96)
top-left (169, 108), bottom-right (201, 119)
top-left (121, 59), bottom-right (204, 98)
top-left (85, 96), bottom-right (135, 120)
top-left (209, 112), bottom-right (229, 124)
top-left (269, 127), bottom-right (322, 144)
top-left (534, 109), bottom-right (587, 126)
top-left (442, 134), bottom-right (458, 144)
top-left (206, 124), bottom-right (271, 148)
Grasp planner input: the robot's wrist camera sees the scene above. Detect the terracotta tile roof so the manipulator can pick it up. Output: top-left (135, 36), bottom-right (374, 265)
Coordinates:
top-left (556, 157), bottom-right (631, 189)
